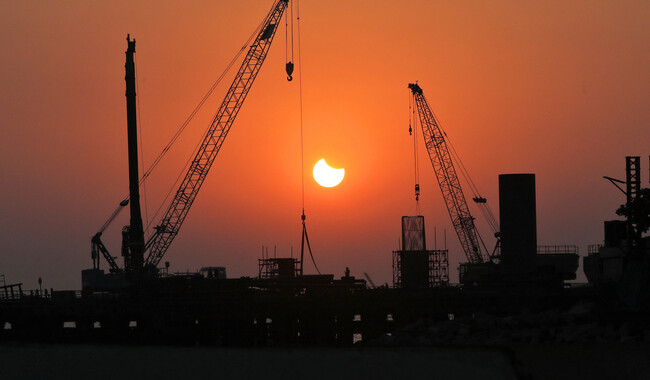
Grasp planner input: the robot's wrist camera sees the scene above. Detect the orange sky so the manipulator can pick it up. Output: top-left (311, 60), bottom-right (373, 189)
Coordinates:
top-left (1, 0), bottom-right (649, 289)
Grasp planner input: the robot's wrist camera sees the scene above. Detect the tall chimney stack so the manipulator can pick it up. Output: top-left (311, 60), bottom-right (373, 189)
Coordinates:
top-left (499, 174), bottom-right (537, 274)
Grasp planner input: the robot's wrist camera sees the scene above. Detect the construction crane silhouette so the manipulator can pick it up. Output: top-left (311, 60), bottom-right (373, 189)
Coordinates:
top-left (92, 0), bottom-right (291, 275)
top-left (408, 83), bottom-right (494, 265)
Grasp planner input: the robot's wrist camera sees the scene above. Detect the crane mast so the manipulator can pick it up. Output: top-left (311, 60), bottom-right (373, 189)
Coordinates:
top-left (90, 0), bottom-right (290, 274)
top-left (90, 36), bottom-right (143, 276)
top-left (124, 35), bottom-right (146, 276)
top-left (143, 0), bottom-right (290, 268)
top-left (408, 83), bottom-right (488, 264)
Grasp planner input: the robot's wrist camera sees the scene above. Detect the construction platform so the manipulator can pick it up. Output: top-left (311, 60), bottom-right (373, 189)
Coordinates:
top-left (0, 276), bottom-right (594, 346)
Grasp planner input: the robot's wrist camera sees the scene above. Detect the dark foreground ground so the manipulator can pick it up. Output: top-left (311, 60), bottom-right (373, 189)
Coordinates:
top-left (0, 343), bottom-right (649, 380)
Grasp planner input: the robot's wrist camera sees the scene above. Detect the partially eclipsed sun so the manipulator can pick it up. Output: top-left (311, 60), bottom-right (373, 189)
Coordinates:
top-left (313, 159), bottom-right (345, 188)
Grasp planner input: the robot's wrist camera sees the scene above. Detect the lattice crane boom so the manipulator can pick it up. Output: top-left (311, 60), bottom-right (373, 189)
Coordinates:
top-left (143, 0), bottom-right (289, 268)
top-left (408, 83), bottom-right (488, 264)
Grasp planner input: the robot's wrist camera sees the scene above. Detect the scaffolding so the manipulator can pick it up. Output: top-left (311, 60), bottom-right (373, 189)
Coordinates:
top-left (537, 245), bottom-right (579, 255)
top-left (258, 258), bottom-right (300, 279)
top-left (0, 275), bottom-right (23, 300)
top-left (392, 249), bottom-right (449, 288)
top-left (392, 216), bottom-right (449, 288)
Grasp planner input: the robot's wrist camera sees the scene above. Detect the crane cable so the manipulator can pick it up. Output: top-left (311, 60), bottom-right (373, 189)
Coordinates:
top-left (429, 109), bottom-right (499, 235)
top-left (135, 53), bottom-right (150, 230)
top-left (285, 0), bottom-right (295, 81)
top-left (426, 108), bottom-right (495, 260)
top-left (145, 17), bottom-right (272, 232)
top-left (97, 13), bottom-right (268, 235)
top-left (450, 139), bottom-right (498, 232)
top-left (413, 96), bottom-right (493, 261)
top-left (295, 0), bottom-right (320, 275)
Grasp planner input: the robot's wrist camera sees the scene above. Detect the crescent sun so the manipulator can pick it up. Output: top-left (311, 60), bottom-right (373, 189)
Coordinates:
top-left (313, 159), bottom-right (345, 188)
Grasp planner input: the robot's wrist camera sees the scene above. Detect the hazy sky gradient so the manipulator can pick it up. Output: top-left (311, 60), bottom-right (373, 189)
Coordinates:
top-left (1, 0), bottom-right (649, 289)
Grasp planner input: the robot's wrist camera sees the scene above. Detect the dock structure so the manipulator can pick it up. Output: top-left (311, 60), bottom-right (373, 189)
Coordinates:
top-left (0, 276), bottom-right (590, 346)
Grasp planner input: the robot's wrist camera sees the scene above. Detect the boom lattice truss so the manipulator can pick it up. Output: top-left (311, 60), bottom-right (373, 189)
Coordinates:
top-left (409, 83), bottom-right (488, 264)
top-left (143, 0), bottom-right (290, 268)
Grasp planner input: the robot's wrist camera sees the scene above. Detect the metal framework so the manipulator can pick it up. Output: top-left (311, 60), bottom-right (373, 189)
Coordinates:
top-left (143, 0), bottom-right (290, 268)
top-left (625, 156), bottom-right (642, 254)
top-left (92, 233), bottom-right (121, 273)
top-left (536, 245), bottom-right (579, 255)
top-left (626, 156), bottom-right (640, 204)
top-left (602, 156), bottom-right (643, 255)
top-left (408, 83), bottom-right (488, 264)
top-left (258, 258), bottom-right (300, 279)
top-left (392, 249), bottom-right (449, 288)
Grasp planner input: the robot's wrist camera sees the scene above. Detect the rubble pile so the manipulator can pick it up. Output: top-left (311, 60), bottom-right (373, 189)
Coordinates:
top-left (373, 302), bottom-right (650, 346)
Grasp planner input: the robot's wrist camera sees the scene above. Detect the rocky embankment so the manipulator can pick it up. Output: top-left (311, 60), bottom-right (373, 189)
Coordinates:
top-left (373, 302), bottom-right (650, 346)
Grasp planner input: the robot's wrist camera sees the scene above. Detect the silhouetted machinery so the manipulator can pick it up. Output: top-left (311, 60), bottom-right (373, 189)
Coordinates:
top-left (83, 0), bottom-right (291, 290)
top-left (584, 156), bottom-right (650, 308)
top-left (408, 83), bottom-right (496, 284)
top-left (408, 83), bottom-right (577, 286)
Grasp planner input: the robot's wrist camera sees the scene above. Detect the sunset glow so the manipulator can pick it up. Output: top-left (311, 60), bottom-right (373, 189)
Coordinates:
top-left (0, 0), bottom-right (648, 289)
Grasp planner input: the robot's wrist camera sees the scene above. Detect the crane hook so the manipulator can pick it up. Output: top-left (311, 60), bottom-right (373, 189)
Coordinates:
top-left (286, 61), bottom-right (294, 81)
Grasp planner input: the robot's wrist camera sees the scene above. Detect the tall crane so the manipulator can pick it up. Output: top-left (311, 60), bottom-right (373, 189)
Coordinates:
top-left (408, 83), bottom-right (491, 264)
top-left (143, 0), bottom-right (289, 269)
top-left (92, 0), bottom-right (290, 275)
